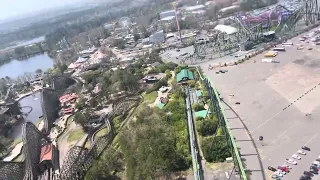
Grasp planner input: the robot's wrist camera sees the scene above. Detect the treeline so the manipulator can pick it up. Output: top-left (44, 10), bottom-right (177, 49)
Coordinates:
top-left (0, 42), bottom-right (48, 65)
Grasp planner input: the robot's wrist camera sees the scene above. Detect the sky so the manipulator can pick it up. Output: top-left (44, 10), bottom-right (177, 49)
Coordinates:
top-left (0, 0), bottom-right (88, 21)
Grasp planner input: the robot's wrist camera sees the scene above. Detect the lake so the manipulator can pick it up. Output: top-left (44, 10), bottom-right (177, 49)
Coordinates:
top-left (0, 53), bottom-right (54, 79)
top-left (10, 92), bottom-right (43, 140)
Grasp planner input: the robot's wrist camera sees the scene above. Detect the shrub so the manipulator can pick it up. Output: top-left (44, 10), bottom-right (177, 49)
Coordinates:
top-left (192, 103), bottom-right (205, 112)
top-left (197, 120), bottom-right (217, 136)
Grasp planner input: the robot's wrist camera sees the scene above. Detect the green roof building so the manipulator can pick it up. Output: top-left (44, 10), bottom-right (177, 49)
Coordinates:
top-left (176, 69), bottom-right (194, 83)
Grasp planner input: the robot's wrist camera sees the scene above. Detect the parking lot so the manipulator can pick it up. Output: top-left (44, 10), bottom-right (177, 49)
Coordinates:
top-left (201, 27), bottom-right (320, 179)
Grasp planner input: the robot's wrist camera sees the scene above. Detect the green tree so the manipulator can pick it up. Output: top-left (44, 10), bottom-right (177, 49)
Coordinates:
top-left (35, 69), bottom-right (43, 74)
top-left (89, 98), bottom-right (99, 108)
top-left (133, 33), bottom-right (140, 41)
top-left (192, 103), bottom-right (205, 112)
top-left (119, 107), bottom-right (189, 179)
top-left (197, 120), bottom-right (217, 136)
top-left (59, 63), bottom-right (68, 73)
top-left (201, 136), bottom-right (231, 162)
top-left (74, 109), bottom-right (91, 127)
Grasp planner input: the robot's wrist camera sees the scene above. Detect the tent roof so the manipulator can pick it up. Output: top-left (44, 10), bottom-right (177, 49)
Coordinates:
top-left (214, 24), bottom-right (238, 35)
top-left (176, 69), bottom-right (194, 82)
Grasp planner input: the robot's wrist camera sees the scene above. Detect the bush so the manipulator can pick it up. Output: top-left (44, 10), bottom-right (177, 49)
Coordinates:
top-left (201, 136), bottom-right (231, 162)
top-left (192, 103), bottom-right (205, 112)
top-left (146, 79), bottom-right (168, 94)
top-left (197, 120), bottom-right (217, 136)
top-left (189, 80), bottom-right (196, 88)
top-left (196, 117), bottom-right (205, 121)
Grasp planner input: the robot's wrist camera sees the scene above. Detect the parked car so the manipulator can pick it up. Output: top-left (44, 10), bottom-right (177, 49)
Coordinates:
top-left (274, 170), bottom-right (284, 177)
top-left (304, 171), bottom-right (314, 177)
top-left (281, 165), bottom-right (292, 169)
top-left (298, 150), bottom-right (307, 155)
top-left (300, 176), bottom-right (311, 180)
top-left (278, 166), bottom-right (289, 173)
top-left (268, 166), bottom-right (277, 172)
top-left (286, 159), bottom-right (297, 165)
top-left (302, 146), bottom-right (311, 151)
top-left (292, 154), bottom-right (302, 160)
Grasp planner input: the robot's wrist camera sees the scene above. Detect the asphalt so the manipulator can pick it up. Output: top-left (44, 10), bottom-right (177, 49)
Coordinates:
top-left (200, 27), bottom-right (320, 180)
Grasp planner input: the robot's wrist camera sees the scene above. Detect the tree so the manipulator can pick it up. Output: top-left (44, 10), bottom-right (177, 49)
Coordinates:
top-left (165, 70), bottom-right (172, 79)
top-left (59, 63), bottom-right (68, 73)
top-left (35, 69), bottom-right (43, 74)
top-left (119, 107), bottom-right (189, 179)
top-left (133, 33), bottom-right (140, 41)
top-left (192, 103), bottom-right (205, 112)
top-left (75, 96), bottom-right (87, 110)
top-left (201, 136), bottom-right (231, 162)
top-left (197, 120), bottom-right (217, 136)
top-left (74, 109), bottom-right (91, 127)
top-left (14, 46), bottom-right (26, 55)
top-left (89, 98), bottom-right (99, 108)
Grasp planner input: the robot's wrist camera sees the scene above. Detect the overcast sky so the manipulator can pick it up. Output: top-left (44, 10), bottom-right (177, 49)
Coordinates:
top-left (0, 0), bottom-right (88, 20)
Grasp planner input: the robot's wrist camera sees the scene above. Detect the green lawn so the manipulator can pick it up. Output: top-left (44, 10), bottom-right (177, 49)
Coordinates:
top-left (94, 128), bottom-right (108, 141)
top-left (67, 128), bottom-right (85, 142)
top-left (143, 91), bottom-right (157, 103)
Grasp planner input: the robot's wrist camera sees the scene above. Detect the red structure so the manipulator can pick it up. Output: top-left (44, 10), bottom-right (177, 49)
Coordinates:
top-left (59, 93), bottom-right (78, 104)
top-left (39, 143), bottom-right (56, 172)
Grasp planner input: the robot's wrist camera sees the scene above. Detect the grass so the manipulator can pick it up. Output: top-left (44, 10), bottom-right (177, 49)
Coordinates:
top-left (94, 128), bottom-right (108, 141)
top-left (143, 91), bottom-right (157, 103)
top-left (13, 153), bottom-right (24, 162)
top-left (67, 128), bottom-right (85, 143)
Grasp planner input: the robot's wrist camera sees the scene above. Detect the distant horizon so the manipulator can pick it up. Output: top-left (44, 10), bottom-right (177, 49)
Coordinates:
top-left (0, 0), bottom-right (90, 22)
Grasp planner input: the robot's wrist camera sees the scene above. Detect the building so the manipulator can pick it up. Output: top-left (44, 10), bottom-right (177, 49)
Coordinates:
top-left (142, 73), bottom-right (164, 83)
top-left (214, 24), bottom-right (238, 35)
top-left (159, 10), bottom-right (176, 21)
top-left (149, 30), bottom-right (165, 44)
top-left (184, 5), bottom-right (206, 12)
top-left (176, 69), bottom-right (194, 83)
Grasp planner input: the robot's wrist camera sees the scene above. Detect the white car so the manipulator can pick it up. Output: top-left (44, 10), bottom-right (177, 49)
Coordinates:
top-left (313, 161), bottom-right (320, 165)
top-left (292, 154), bottom-right (301, 160)
top-left (286, 159), bottom-right (297, 165)
top-left (274, 170), bottom-right (284, 177)
top-left (298, 150), bottom-right (306, 155)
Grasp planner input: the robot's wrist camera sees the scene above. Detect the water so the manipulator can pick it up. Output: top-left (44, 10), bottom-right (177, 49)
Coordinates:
top-left (10, 92), bottom-right (43, 140)
top-left (0, 53), bottom-right (54, 79)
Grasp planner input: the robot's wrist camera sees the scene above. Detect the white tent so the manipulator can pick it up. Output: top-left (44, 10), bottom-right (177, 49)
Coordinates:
top-left (214, 24), bottom-right (238, 35)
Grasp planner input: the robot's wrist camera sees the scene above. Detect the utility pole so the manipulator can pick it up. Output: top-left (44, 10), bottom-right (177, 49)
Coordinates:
top-left (173, 2), bottom-right (182, 43)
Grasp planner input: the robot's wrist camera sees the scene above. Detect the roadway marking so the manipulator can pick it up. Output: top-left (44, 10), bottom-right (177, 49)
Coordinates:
top-left (265, 169), bottom-right (274, 180)
top-left (304, 133), bottom-right (319, 146)
top-left (250, 110), bottom-right (283, 133)
top-left (278, 123), bottom-right (297, 138)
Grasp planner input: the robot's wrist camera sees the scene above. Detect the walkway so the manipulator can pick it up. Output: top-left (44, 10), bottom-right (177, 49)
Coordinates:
top-left (221, 100), bottom-right (266, 180)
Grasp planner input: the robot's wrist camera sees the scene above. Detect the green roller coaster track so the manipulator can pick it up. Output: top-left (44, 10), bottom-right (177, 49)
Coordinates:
top-left (196, 67), bottom-right (247, 180)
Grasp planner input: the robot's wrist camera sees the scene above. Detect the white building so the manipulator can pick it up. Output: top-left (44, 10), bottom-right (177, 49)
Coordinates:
top-left (149, 30), bottom-right (165, 44)
top-left (159, 10), bottom-right (176, 21)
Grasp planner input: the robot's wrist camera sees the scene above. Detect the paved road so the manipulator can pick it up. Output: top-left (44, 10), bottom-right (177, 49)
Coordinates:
top-left (201, 26), bottom-right (320, 180)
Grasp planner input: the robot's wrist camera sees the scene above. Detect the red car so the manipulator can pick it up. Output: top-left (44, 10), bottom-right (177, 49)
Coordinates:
top-left (278, 166), bottom-right (290, 173)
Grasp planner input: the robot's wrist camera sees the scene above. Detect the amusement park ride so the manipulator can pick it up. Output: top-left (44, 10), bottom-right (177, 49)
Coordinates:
top-left (189, 0), bottom-right (320, 64)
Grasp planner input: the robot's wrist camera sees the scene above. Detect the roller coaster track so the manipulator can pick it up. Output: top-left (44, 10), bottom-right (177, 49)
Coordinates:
top-left (60, 96), bottom-right (141, 180)
top-left (191, 0), bottom-right (320, 63)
